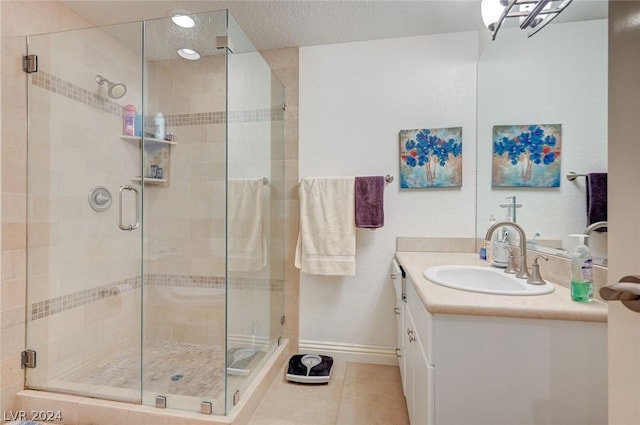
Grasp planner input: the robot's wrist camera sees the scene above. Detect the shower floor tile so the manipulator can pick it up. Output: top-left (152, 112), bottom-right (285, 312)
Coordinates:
top-left (67, 340), bottom-right (226, 398)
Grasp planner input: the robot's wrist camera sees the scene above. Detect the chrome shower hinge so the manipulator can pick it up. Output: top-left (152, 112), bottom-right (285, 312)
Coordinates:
top-left (21, 350), bottom-right (36, 369)
top-left (22, 55), bottom-right (38, 73)
top-left (155, 396), bottom-right (167, 408)
top-left (216, 36), bottom-right (235, 53)
top-left (233, 390), bottom-right (241, 406)
top-left (200, 401), bottom-right (213, 415)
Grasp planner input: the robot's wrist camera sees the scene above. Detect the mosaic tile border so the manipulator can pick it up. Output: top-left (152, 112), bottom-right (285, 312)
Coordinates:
top-left (31, 71), bottom-right (124, 117)
top-left (31, 70), bottom-right (284, 125)
top-left (30, 276), bottom-right (141, 320)
top-left (29, 274), bottom-right (284, 321)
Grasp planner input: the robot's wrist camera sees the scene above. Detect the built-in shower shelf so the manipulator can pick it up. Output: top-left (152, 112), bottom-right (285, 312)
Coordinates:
top-left (131, 177), bottom-right (168, 184)
top-left (122, 135), bottom-right (175, 185)
top-left (121, 135), bottom-right (177, 146)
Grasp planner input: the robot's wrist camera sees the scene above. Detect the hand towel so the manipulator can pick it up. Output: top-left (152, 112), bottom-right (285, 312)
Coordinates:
top-left (586, 173), bottom-right (607, 227)
top-left (227, 178), bottom-right (266, 272)
top-left (295, 177), bottom-right (356, 276)
top-left (355, 176), bottom-right (385, 228)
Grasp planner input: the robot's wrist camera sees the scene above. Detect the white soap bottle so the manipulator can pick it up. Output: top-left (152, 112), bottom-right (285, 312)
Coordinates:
top-left (569, 234), bottom-right (593, 303)
top-left (154, 112), bottom-right (165, 140)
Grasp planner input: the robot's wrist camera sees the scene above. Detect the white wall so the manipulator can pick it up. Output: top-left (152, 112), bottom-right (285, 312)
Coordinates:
top-left (299, 32), bottom-right (478, 359)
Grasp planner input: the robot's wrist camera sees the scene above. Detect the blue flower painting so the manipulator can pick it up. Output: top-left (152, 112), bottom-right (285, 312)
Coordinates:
top-left (399, 127), bottom-right (462, 188)
top-left (492, 124), bottom-right (561, 187)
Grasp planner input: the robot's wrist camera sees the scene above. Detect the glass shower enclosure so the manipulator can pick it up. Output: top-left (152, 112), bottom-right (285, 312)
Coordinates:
top-left (24, 10), bottom-right (285, 415)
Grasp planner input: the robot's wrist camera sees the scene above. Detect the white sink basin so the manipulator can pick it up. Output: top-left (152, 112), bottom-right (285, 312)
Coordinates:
top-left (423, 265), bottom-right (555, 296)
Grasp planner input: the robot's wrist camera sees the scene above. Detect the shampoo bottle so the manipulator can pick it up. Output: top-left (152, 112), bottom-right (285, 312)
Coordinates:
top-left (569, 234), bottom-right (593, 302)
top-left (154, 112), bottom-right (165, 140)
top-left (134, 111), bottom-right (142, 137)
top-left (123, 104), bottom-right (136, 136)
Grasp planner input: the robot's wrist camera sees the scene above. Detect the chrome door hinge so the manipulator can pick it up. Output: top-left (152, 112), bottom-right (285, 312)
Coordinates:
top-left (281, 101), bottom-right (287, 111)
top-left (22, 55), bottom-right (38, 73)
top-left (280, 315), bottom-right (286, 325)
top-left (155, 396), bottom-right (166, 408)
top-left (21, 350), bottom-right (36, 369)
top-left (216, 36), bottom-right (234, 53)
top-left (233, 390), bottom-right (240, 406)
top-left (200, 401), bottom-right (213, 415)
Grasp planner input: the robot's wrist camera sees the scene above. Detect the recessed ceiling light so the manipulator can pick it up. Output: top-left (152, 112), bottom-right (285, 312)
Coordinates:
top-left (169, 9), bottom-right (195, 28)
top-left (178, 48), bottom-right (200, 61)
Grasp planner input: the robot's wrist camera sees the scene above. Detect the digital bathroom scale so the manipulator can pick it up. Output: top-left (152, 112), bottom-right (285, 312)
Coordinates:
top-left (286, 354), bottom-right (334, 384)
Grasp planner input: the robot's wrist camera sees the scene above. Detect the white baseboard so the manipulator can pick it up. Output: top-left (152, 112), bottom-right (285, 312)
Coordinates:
top-left (298, 340), bottom-right (399, 366)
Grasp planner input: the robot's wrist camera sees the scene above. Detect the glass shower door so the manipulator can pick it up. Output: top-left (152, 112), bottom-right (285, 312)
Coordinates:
top-left (140, 11), bottom-right (230, 414)
top-left (25, 22), bottom-right (144, 402)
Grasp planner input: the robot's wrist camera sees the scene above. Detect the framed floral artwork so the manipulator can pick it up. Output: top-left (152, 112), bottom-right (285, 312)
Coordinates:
top-left (492, 124), bottom-right (561, 187)
top-left (399, 127), bottom-right (462, 188)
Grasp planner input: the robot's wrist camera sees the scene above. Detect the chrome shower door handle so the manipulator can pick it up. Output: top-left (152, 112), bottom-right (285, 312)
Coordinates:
top-left (118, 185), bottom-right (140, 231)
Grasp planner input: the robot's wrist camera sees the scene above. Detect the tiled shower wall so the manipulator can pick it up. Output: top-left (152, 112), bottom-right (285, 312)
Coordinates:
top-left (0, 0), bottom-right (300, 415)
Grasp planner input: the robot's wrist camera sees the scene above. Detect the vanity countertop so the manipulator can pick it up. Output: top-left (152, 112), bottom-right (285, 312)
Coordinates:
top-left (395, 251), bottom-right (608, 323)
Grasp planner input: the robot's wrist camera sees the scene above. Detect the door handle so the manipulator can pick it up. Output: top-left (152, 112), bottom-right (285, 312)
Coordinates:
top-left (600, 275), bottom-right (640, 313)
top-left (118, 185), bottom-right (140, 231)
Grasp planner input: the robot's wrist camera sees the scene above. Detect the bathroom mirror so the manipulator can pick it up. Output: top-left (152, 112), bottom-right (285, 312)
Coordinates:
top-left (476, 14), bottom-right (608, 266)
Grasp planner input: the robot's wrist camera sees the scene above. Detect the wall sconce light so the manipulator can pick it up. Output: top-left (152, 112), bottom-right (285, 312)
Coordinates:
top-left (481, 0), bottom-right (574, 40)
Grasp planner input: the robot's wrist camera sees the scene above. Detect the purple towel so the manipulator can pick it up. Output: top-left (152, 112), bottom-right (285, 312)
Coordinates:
top-left (355, 176), bottom-right (385, 228)
top-left (586, 173), bottom-right (607, 227)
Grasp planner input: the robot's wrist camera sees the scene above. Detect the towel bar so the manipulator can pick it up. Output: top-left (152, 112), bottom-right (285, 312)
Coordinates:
top-left (566, 171), bottom-right (587, 181)
top-left (297, 175), bottom-right (394, 184)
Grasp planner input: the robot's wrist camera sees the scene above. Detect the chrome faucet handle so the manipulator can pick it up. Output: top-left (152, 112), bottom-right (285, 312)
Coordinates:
top-left (503, 245), bottom-right (518, 275)
top-left (527, 255), bottom-right (549, 285)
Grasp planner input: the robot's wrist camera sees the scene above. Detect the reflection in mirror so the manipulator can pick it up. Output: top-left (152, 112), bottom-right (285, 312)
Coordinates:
top-left (477, 18), bottom-right (608, 266)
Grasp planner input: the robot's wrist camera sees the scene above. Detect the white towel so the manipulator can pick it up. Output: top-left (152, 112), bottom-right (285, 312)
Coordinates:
top-left (295, 177), bottom-right (356, 276)
top-left (228, 178), bottom-right (266, 272)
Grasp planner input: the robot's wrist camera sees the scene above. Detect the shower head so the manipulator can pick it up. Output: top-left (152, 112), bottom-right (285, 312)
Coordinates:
top-left (95, 74), bottom-right (127, 99)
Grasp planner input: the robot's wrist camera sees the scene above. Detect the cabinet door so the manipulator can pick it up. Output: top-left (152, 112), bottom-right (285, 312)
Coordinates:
top-left (405, 307), bottom-right (417, 425)
top-left (405, 305), bottom-right (434, 425)
top-left (396, 299), bottom-right (406, 395)
top-left (413, 331), bottom-right (434, 425)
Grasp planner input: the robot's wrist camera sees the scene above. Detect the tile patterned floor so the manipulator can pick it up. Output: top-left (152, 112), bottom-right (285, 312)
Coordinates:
top-left (66, 341), bottom-right (266, 399)
top-left (67, 341), bottom-right (225, 397)
top-left (248, 361), bottom-right (410, 425)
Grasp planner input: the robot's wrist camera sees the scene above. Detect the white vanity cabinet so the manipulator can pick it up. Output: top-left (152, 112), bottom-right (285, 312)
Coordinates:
top-left (400, 268), bottom-right (608, 425)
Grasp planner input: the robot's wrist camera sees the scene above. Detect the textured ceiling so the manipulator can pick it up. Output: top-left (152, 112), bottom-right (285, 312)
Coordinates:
top-left (61, 0), bottom-right (608, 51)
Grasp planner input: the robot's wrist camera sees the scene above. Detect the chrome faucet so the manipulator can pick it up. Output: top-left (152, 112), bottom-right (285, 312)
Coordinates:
top-left (485, 221), bottom-right (531, 280)
top-left (584, 221), bottom-right (608, 245)
top-left (584, 220), bottom-right (608, 266)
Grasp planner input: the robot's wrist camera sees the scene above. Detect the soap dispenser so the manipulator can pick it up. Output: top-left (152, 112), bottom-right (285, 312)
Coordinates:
top-left (569, 234), bottom-right (594, 303)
